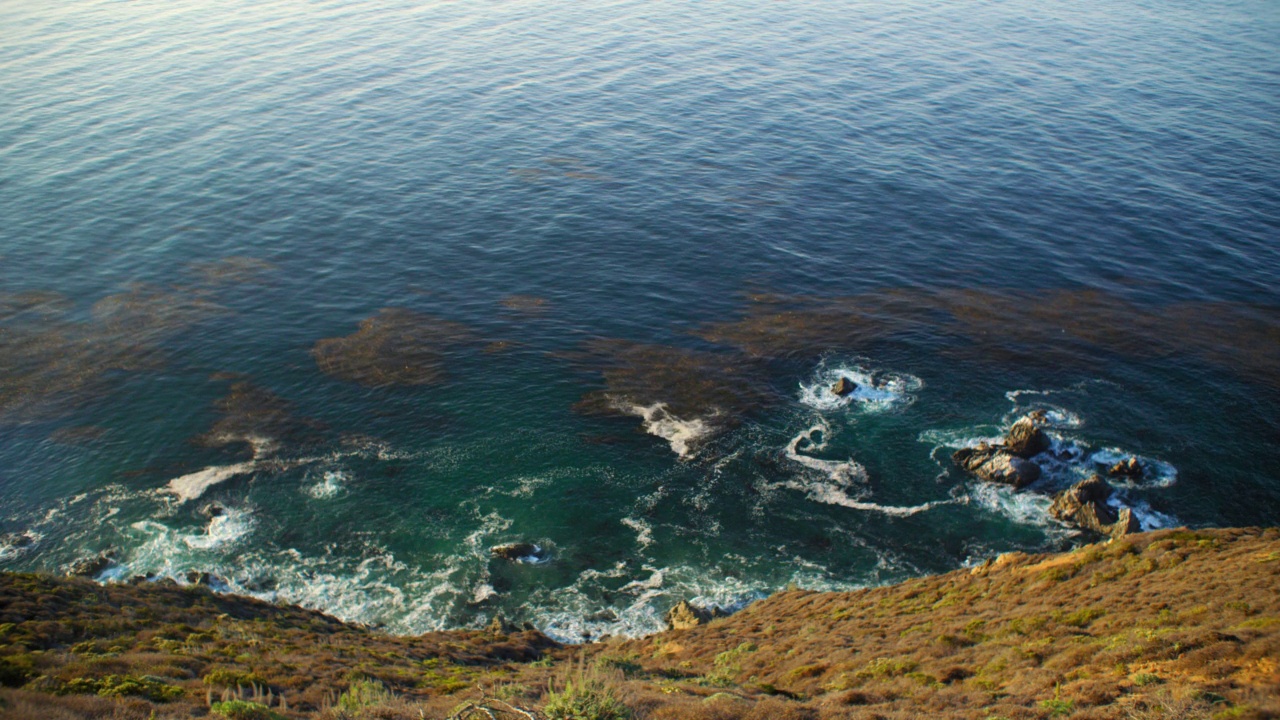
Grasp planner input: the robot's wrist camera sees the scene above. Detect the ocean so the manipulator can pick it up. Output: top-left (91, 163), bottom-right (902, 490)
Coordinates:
top-left (1, 0), bottom-right (1277, 641)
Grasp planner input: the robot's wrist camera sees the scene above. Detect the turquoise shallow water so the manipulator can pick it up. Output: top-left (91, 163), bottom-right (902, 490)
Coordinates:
top-left (1, 0), bottom-right (1278, 640)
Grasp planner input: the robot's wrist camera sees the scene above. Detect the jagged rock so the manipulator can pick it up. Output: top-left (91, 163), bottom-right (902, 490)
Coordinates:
top-left (831, 377), bottom-right (857, 397)
top-left (664, 600), bottom-right (725, 630)
top-left (1048, 476), bottom-right (1140, 538)
top-left (952, 444), bottom-right (1041, 488)
top-left (185, 571), bottom-right (226, 587)
top-left (1005, 416), bottom-right (1050, 458)
top-left (490, 543), bottom-right (541, 561)
top-left (66, 552), bottom-right (115, 577)
top-left (1109, 457), bottom-right (1143, 478)
top-left (2, 533), bottom-right (34, 550)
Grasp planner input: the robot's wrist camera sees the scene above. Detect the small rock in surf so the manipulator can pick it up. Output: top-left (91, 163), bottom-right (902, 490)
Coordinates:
top-left (1109, 457), bottom-right (1143, 478)
top-left (831, 377), bottom-right (858, 397)
top-left (490, 542), bottom-right (542, 561)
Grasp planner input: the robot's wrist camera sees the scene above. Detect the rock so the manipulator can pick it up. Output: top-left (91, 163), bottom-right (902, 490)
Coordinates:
top-left (831, 377), bottom-right (857, 397)
top-left (1048, 476), bottom-right (1140, 538)
top-left (2, 533), bottom-right (34, 550)
top-left (199, 503), bottom-right (225, 518)
top-left (664, 600), bottom-right (725, 630)
top-left (1005, 416), bottom-right (1050, 458)
top-left (952, 444), bottom-right (1041, 488)
top-left (1109, 457), bottom-right (1143, 478)
top-left (185, 571), bottom-right (226, 588)
top-left (66, 552), bottom-right (115, 578)
top-left (490, 543), bottom-right (541, 561)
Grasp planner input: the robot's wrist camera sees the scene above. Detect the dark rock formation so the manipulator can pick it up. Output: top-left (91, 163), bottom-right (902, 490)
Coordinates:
top-left (66, 552), bottom-right (115, 578)
top-left (1048, 476), bottom-right (1140, 538)
top-left (1109, 457), bottom-right (1143, 478)
top-left (490, 543), bottom-right (542, 562)
top-left (1005, 415), bottom-right (1050, 458)
top-left (952, 443), bottom-right (1041, 488)
top-left (831, 377), bottom-right (857, 397)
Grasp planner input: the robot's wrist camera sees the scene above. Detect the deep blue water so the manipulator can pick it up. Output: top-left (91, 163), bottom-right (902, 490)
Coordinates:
top-left (1, 0), bottom-right (1277, 640)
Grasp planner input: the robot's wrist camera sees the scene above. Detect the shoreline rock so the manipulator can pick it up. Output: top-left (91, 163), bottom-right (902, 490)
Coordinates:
top-left (1048, 475), bottom-right (1140, 539)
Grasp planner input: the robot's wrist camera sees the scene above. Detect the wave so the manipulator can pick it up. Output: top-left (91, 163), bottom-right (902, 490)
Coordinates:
top-left (782, 422), bottom-right (948, 517)
top-left (623, 403), bottom-right (715, 458)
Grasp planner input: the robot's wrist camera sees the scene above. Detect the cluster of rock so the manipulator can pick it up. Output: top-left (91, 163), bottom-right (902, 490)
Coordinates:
top-left (951, 414), bottom-right (1050, 489)
top-left (952, 412), bottom-right (1143, 539)
top-left (663, 599), bottom-right (727, 630)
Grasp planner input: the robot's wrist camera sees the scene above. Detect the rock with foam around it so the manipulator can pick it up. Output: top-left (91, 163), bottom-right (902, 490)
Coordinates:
top-left (1109, 457), bottom-right (1143, 478)
top-left (952, 443), bottom-right (1041, 489)
top-left (490, 543), bottom-right (541, 562)
top-left (664, 600), bottom-right (725, 630)
top-left (1004, 416), bottom-right (1050, 458)
top-left (1048, 475), bottom-right (1140, 539)
top-left (831, 377), bottom-right (857, 397)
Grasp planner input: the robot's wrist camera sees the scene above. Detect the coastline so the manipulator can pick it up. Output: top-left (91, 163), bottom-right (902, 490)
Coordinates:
top-left (2, 526), bottom-right (1277, 719)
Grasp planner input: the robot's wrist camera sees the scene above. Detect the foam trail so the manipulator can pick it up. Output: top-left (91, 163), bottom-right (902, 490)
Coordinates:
top-left (625, 403), bottom-right (713, 458)
top-left (783, 423), bottom-right (946, 517)
top-left (165, 462), bottom-right (256, 502)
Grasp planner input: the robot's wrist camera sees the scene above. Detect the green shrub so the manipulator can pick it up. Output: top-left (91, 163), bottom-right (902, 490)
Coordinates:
top-left (211, 699), bottom-right (285, 720)
top-left (57, 674), bottom-right (183, 702)
top-left (542, 678), bottom-right (631, 720)
top-left (203, 668), bottom-right (265, 688)
top-left (337, 679), bottom-right (395, 712)
top-left (0, 656), bottom-right (35, 687)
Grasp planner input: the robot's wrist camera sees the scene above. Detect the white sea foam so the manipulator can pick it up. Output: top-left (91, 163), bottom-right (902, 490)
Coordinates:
top-left (782, 422), bottom-right (948, 517)
top-left (798, 361), bottom-right (923, 412)
top-left (164, 462), bottom-right (257, 502)
top-left (305, 469), bottom-right (348, 499)
top-left (625, 403), bottom-right (714, 458)
top-left (621, 516), bottom-right (654, 549)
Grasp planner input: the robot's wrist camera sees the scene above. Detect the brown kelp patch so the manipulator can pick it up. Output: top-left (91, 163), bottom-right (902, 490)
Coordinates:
top-left (312, 309), bottom-right (476, 387)
top-left (499, 295), bottom-right (551, 313)
top-left (697, 287), bottom-right (1280, 387)
top-left (191, 381), bottom-right (325, 455)
top-left (568, 339), bottom-right (775, 456)
top-left (0, 283), bottom-right (228, 421)
top-left (186, 256), bottom-right (277, 287)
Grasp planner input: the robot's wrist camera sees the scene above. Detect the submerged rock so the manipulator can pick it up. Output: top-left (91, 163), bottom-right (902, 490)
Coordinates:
top-left (664, 600), bottom-right (726, 630)
top-left (1048, 476), bottom-right (1140, 539)
top-left (952, 443), bottom-right (1041, 488)
top-left (831, 376), bottom-right (857, 397)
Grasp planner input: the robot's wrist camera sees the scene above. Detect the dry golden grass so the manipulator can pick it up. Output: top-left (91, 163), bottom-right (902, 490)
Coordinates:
top-left (1, 527), bottom-right (1277, 719)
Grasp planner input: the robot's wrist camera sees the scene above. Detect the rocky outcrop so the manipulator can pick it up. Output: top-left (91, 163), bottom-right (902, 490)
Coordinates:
top-left (952, 413), bottom-right (1051, 488)
top-left (490, 543), bottom-right (542, 562)
top-left (664, 600), bottom-right (726, 630)
top-left (1109, 457), bottom-right (1143, 478)
top-left (831, 377), bottom-right (857, 397)
top-left (952, 443), bottom-right (1041, 488)
top-left (1048, 476), bottom-right (1140, 538)
top-left (1004, 415), bottom-right (1050, 458)
top-left (66, 552), bottom-right (115, 578)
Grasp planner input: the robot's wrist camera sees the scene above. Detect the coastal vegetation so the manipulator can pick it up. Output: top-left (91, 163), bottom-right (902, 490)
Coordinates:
top-left (1, 527), bottom-right (1276, 718)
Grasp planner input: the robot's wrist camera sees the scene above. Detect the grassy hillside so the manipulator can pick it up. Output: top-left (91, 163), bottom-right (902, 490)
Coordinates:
top-left (1, 527), bottom-right (1277, 719)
